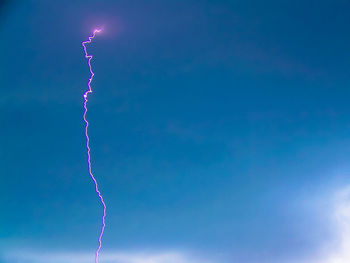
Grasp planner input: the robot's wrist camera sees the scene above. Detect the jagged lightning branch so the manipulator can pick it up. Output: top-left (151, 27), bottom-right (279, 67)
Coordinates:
top-left (82, 29), bottom-right (106, 263)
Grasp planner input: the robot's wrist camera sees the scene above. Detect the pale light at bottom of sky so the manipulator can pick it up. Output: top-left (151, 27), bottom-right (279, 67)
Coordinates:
top-left (3, 185), bottom-right (350, 263)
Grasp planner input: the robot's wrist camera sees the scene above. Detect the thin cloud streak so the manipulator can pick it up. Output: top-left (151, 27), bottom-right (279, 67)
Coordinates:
top-left (4, 250), bottom-right (212, 263)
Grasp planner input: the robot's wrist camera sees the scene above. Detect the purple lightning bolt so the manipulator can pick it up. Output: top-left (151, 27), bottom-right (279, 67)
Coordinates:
top-left (82, 29), bottom-right (106, 263)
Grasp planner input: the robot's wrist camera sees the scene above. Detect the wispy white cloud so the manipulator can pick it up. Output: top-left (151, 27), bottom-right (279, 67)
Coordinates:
top-left (295, 185), bottom-right (350, 263)
top-left (315, 186), bottom-right (350, 263)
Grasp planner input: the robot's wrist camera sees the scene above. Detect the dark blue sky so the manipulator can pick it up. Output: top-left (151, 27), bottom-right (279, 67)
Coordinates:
top-left (1, 1), bottom-right (350, 262)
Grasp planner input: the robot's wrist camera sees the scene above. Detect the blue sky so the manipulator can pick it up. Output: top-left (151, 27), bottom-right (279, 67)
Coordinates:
top-left (1, 0), bottom-right (350, 262)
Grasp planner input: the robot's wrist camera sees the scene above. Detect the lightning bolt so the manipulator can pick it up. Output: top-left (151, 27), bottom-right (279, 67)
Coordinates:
top-left (82, 29), bottom-right (106, 263)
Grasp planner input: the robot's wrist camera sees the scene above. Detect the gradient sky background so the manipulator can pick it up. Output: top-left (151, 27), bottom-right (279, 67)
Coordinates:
top-left (1, 1), bottom-right (350, 262)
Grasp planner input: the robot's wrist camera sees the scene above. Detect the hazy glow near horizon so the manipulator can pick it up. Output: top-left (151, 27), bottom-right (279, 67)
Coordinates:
top-left (4, 186), bottom-right (350, 263)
